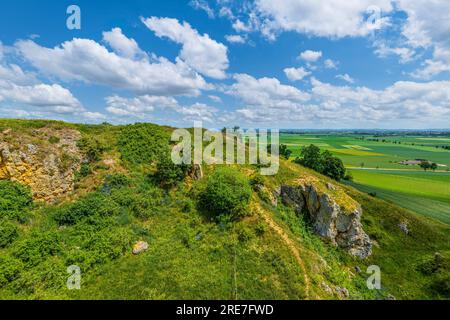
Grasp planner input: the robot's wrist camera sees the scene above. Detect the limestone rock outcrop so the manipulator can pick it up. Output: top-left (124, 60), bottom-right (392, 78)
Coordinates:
top-left (0, 128), bottom-right (81, 202)
top-left (280, 183), bottom-right (372, 259)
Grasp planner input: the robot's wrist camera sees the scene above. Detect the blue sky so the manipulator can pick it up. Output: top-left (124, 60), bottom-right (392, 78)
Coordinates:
top-left (1, 0), bottom-right (450, 129)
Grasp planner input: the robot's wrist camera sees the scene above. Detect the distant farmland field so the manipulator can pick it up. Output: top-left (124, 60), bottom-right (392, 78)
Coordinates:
top-left (347, 170), bottom-right (450, 224)
top-left (281, 133), bottom-right (450, 224)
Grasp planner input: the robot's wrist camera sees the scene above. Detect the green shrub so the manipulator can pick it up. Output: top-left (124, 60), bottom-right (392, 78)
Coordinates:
top-left (417, 253), bottom-right (450, 297)
top-left (105, 173), bottom-right (131, 188)
top-left (77, 136), bottom-right (105, 163)
top-left (81, 228), bottom-right (132, 266)
top-left (429, 274), bottom-right (450, 296)
top-left (118, 123), bottom-right (170, 166)
top-left (153, 154), bottom-right (191, 188)
top-left (116, 210), bottom-right (132, 226)
top-left (279, 144), bottom-right (292, 159)
top-left (343, 172), bottom-right (354, 181)
top-left (128, 195), bottom-right (156, 220)
top-left (13, 232), bottom-right (62, 266)
top-left (78, 163), bottom-right (91, 177)
top-left (0, 256), bottom-right (23, 287)
top-left (111, 187), bottom-right (162, 220)
top-left (131, 224), bottom-right (151, 238)
top-left (101, 173), bottom-right (131, 194)
top-left (417, 253), bottom-right (448, 275)
top-left (254, 222), bottom-right (268, 236)
top-left (182, 199), bottom-right (195, 213)
top-left (0, 221), bottom-right (18, 248)
top-left (53, 193), bottom-right (120, 225)
top-left (48, 136), bottom-right (60, 144)
top-left (109, 188), bottom-right (135, 207)
top-left (199, 167), bottom-right (252, 221)
top-left (0, 180), bottom-right (33, 222)
top-left (250, 176), bottom-right (271, 203)
top-left (235, 224), bottom-right (254, 242)
top-left (65, 228), bottom-right (133, 269)
top-left (10, 257), bottom-right (66, 294)
top-left (250, 175), bottom-right (265, 190)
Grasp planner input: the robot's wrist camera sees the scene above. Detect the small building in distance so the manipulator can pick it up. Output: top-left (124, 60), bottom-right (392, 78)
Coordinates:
top-left (398, 159), bottom-right (428, 165)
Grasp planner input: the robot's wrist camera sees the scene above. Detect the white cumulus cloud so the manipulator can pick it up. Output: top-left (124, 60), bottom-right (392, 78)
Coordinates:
top-left (15, 37), bottom-right (209, 97)
top-left (225, 73), bottom-right (450, 127)
top-left (299, 50), bottom-right (322, 62)
top-left (225, 34), bottom-right (246, 44)
top-left (396, 0), bottom-right (450, 78)
top-left (253, 0), bottom-right (394, 39)
top-left (226, 73), bottom-right (311, 123)
top-left (102, 27), bottom-right (147, 60)
top-left (324, 59), bottom-right (338, 69)
top-left (179, 102), bottom-right (217, 123)
top-left (142, 16), bottom-right (229, 79)
top-left (284, 67), bottom-right (311, 81)
top-left (310, 78), bottom-right (450, 123)
top-left (0, 53), bottom-right (83, 115)
top-left (228, 73), bottom-right (310, 106)
top-left (189, 0), bottom-right (215, 19)
top-left (336, 74), bottom-right (355, 84)
top-left (105, 95), bottom-right (178, 116)
top-left (374, 42), bottom-right (415, 64)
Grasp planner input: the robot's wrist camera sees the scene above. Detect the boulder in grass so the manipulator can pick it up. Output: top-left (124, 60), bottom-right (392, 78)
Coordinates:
top-left (132, 241), bottom-right (149, 255)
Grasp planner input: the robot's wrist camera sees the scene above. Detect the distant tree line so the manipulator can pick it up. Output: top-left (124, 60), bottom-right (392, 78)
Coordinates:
top-left (365, 138), bottom-right (450, 151)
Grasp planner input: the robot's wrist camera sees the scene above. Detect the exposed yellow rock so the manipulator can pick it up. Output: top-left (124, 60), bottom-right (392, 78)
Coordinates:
top-left (0, 127), bottom-right (82, 202)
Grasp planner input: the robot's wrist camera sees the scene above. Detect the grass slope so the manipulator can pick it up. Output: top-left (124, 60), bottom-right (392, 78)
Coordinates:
top-left (0, 120), bottom-right (449, 300)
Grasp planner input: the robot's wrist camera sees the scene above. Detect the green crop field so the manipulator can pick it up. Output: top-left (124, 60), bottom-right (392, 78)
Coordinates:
top-left (346, 181), bottom-right (450, 224)
top-left (348, 170), bottom-right (450, 203)
top-left (347, 170), bottom-right (450, 224)
top-left (280, 133), bottom-right (450, 224)
top-left (281, 133), bottom-right (450, 169)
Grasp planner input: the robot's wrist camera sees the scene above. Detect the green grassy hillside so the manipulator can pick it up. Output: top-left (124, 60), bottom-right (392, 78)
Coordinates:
top-left (0, 120), bottom-right (449, 300)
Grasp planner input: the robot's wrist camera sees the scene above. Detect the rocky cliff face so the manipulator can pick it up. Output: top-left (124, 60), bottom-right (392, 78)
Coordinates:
top-left (0, 127), bottom-right (81, 202)
top-left (279, 181), bottom-right (372, 259)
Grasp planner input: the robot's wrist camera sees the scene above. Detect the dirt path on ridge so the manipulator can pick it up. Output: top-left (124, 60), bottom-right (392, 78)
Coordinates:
top-left (256, 204), bottom-right (316, 299)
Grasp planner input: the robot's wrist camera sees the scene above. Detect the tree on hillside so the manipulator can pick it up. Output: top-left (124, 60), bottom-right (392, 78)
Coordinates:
top-left (321, 151), bottom-right (346, 181)
top-left (279, 144), bottom-right (292, 160)
top-left (296, 144), bottom-right (324, 172)
top-left (294, 145), bottom-right (346, 181)
top-left (430, 163), bottom-right (438, 171)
